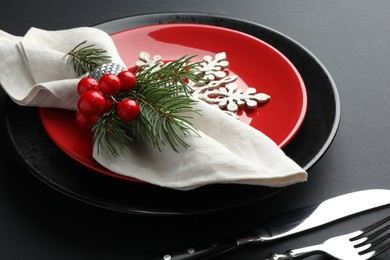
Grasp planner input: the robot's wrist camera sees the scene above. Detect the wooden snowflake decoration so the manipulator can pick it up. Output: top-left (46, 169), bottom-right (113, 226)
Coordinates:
top-left (195, 52), bottom-right (229, 80)
top-left (135, 52), bottom-right (271, 116)
top-left (200, 83), bottom-right (271, 112)
top-left (135, 52), bottom-right (164, 72)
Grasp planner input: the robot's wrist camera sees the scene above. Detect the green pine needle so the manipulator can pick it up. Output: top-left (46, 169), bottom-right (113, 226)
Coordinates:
top-left (65, 40), bottom-right (112, 76)
top-left (66, 40), bottom-right (204, 156)
top-left (92, 56), bottom-right (204, 157)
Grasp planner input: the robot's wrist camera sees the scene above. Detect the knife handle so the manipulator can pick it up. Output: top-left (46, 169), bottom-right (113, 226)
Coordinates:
top-left (148, 236), bottom-right (240, 260)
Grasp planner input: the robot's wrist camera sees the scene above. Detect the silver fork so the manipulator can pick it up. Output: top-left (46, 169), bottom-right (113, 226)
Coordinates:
top-left (263, 215), bottom-right (390, 260)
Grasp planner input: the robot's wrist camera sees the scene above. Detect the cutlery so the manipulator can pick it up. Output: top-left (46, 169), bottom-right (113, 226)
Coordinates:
top-left (150, 189), bottom-right (390, 260)
top-left (263, 215), bottom-right (390, 259)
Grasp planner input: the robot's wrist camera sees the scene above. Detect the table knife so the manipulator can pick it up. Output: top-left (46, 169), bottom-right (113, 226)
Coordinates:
top-left (150, 189), bottom-right (390, 260)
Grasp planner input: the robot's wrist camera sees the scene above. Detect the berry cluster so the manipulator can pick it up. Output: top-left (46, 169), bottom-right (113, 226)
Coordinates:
top-left (75, 70), bottom-right (139, 128)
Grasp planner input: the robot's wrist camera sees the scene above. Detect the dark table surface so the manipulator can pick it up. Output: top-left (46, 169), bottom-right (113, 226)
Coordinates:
top-left (0, 1), bottom-right (389, 259)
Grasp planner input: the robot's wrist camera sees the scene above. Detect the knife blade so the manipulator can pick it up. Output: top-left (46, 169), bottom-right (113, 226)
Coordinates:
top-left (150, 189), bottom-right (390, 260)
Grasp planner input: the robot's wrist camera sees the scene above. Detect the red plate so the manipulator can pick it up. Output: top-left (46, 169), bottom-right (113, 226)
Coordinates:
top-left (40, 24), bottom-right (307, 183)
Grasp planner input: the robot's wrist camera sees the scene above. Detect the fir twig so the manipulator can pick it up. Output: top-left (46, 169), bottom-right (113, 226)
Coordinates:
top-left (65, 40), bottom-right (112, 77)
top-left (92, 56), bottom-right (205, 157)
top-left (92, 109), bottom-right (134, 157)
top-left (66, 40), bottom-right (204, 156)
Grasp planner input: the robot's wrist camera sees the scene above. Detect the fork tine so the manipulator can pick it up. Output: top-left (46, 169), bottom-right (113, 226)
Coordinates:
top-left (350, 216), bottom-right (390, 259)
top-left (354, 222), bottom-right (390, 248)
top-left (360, 240), bottom-right (390, 259)
top-left (350, 216), bottom-right (390, 242)
top-left (364, 232), bottom-right (390, 249)
top-left (355, 234), bottom-right (390, 257)
top-left (262, 216), bottom-right (390, 260)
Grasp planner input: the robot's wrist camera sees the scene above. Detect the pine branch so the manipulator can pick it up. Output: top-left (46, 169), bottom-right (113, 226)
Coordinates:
top-left (92, 56), bottom-right (205, 157)
top-left (92, 109), bottom-right (134, 157)
top-left (65, 40), bottom-right (112, 77)
top-left (136, 55), bottom-right (202, 95)
top-left (66, 40), bottom-right (205, 156)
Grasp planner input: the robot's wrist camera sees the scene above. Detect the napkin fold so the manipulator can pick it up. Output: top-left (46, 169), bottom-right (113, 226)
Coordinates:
top-left (0, 27), bottom-right (307, 190)
top-left (0, 27), bottom-right (125, 110)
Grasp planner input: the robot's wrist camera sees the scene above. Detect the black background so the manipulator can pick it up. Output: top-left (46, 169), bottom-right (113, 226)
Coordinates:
top-left (0, 1), bottom-right (389, 259)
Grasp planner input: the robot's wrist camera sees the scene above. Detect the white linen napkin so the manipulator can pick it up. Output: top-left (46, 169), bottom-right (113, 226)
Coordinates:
top-left (0, 27), bottom-right (307, 190)
top-left (0, 27), bottom-right (125, 110)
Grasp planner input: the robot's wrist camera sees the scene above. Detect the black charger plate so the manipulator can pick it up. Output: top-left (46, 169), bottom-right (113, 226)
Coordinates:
top-left (3, 13), bottom-right (340, 216)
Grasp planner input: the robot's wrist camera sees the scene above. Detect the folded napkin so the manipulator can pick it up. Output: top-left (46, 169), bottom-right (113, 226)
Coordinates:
top-left (0, 27), bottom-right (307, 190)
top-left (0, 27), bottom-right (125, 110)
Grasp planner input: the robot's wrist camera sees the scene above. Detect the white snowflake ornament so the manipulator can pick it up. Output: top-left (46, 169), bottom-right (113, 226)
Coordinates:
top-left (201, 83), bottom-right (270, 113)
top-left (135, 52), bottom-right (164, 72)
top-left (195, 52), bottom-right (229, 80)
top-left (241, 88), bottom-right (271, 109)
top-left (134, 51), bottom-right (271, 117)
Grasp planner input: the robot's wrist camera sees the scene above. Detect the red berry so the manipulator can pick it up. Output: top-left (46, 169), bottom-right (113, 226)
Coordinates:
top-left (116, 98), bottom-right (140, 122)
top-left (76, 111), bottom-right (98, 128)
top-left (77, 77), bottom-right (99, 95)
top-left (99, 74), bottom-right (121, 95)
top-left (77, 90), bottom-right (106, 115)
top-left (99, 98), bottom-right (113, 115)
top-left (118, 71), bottom-right (136, 91)
top-left (127, 66), bottom-right (137, 74)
